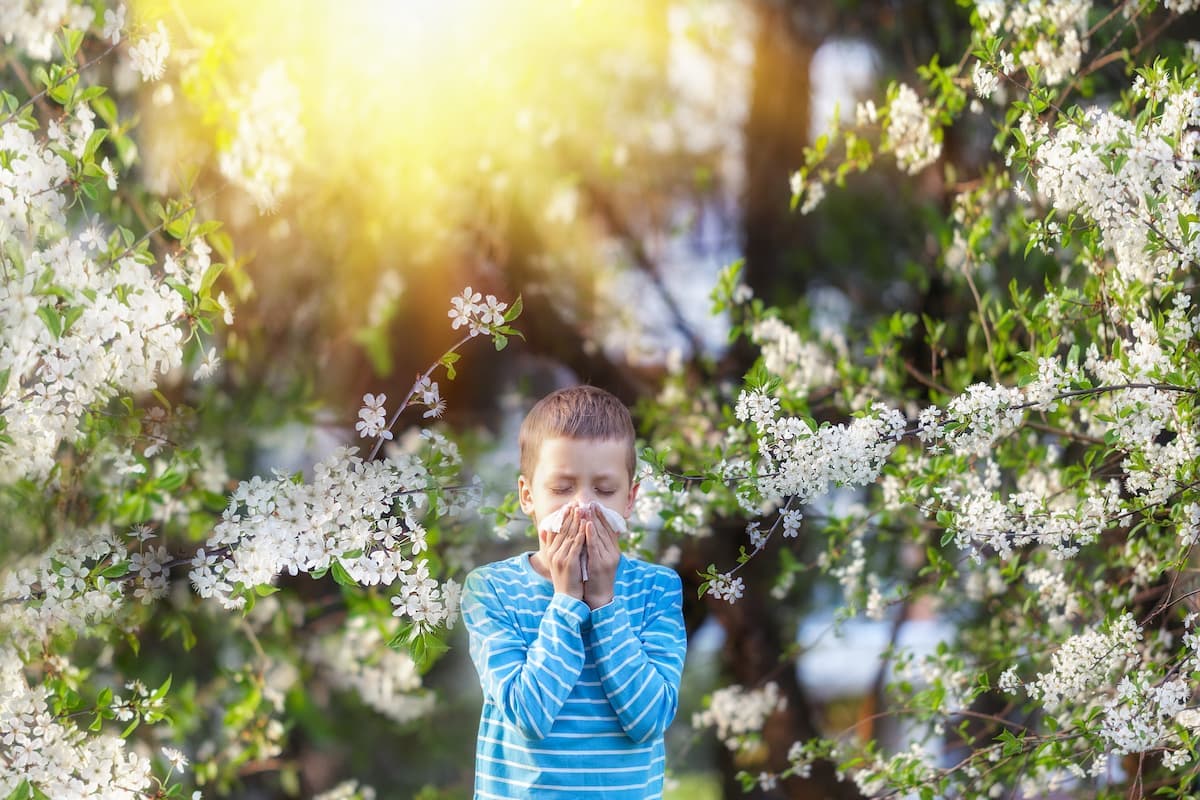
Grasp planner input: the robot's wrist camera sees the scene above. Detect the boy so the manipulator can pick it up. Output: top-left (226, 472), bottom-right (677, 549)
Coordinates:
top-left (462, 386), bottom-right (687, 799)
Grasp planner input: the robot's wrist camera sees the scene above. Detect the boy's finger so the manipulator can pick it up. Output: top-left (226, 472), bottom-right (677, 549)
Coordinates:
top-left (562, 506), bottom-right (580, 536)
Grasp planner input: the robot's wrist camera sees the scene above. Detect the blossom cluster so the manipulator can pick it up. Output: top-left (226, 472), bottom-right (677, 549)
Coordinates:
top-left (356, 392), bottom-right (390, 439)
top-left (217, 63), bottom-right (305, 212)
top-left (0, 527), bottom-right (126, 647)
top-left (884, 83), bottom-right (942, 174)
top-left (847, 743), bottom-right (938, 798)
top-left (749, 317), bottom-right (838, 396)
top-left (0, 0), bottom-right (97, 60)
top-left (1026, 612), bottom-right (1141, 712)
top-left (447, 286), bottom-right (509, 338)
top-left (734, 391), bottom-right (906, 510)
top-left (190, 444), bottom-right (467, 633)
top-left (974, 0), bottom-right (1090, 85)
top-left (1099, 671), bottom-right (1189, 758)
top-left (1, 90), bottom-right (207, 484)
top-left (128, 21), bottom-right (170, 82)
top-left (306, 616), bottom-right (436, 725)
top-left (1034, 76), bottom-right (1200, 288)
top-left (692, 681), bottom-right (786, 752)
top-left (788, 170), bottom-right (827, 215)
top-left (706, 572), bottom-right (745, 604)
top-left (0, 647), bottom-right (153, 799)
top-left (910, 338), bottom-right (1199, 557)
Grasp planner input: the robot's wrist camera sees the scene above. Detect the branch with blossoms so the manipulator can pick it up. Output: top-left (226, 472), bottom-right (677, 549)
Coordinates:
top-left (675, 366), bottom-right (1198, 606)
top-left (358, 288), bottom-right (522, 459)
top-left (187, 290), bottom-right (522, 636)
top-left (1, 288), bottom-right (524, 795)
top-left (357, 291), bottom-right (523, 460)
top-left (658, 6), bottom-right (1200, 800)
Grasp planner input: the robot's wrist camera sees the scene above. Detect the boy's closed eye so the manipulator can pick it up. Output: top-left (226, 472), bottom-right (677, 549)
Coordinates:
top-left (550, 486), bottom-right (618, 496)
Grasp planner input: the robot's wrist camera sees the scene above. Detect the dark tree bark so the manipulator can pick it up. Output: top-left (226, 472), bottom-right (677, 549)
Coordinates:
top-left (740, 0), bottom-right (819, 305)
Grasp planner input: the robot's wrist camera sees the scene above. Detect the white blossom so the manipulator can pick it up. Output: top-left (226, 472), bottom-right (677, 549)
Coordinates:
top-left (103, 4), bottom-right (126, 44)
top-left (0, 647), bottom-right (153, 799)
top-left (692, 681), bottom-right (786, 752)
top-left (886, 83), bottom-right (942, 174)
top-left (217, 63), bottom-right (304, 211)
top-left (306, 616), bottom-right (434, 725)
top-left (128, 21), bottom-right (169, 82)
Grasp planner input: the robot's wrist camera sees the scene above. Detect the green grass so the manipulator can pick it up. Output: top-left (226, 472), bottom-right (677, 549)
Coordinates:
top-left (665, 771), bottom-right (721, 800)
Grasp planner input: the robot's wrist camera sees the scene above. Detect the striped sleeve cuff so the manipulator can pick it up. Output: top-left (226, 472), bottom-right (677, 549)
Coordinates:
top-left (549, 592), bottom-right (590, 627)
top-left (589, 597), bottom-right (621, 630)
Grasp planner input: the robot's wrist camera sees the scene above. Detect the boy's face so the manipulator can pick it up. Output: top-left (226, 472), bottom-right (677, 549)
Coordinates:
top-left (518, 436), bottom-right (638, 530)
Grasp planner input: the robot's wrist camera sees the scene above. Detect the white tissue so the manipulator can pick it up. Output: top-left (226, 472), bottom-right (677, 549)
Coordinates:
top-left (538, 502), bottom-right (628, 535)
top-left (537, 502), bottom-right (627, 582)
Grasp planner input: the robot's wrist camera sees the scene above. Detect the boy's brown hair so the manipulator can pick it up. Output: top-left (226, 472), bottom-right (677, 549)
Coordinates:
top-left (519, 386), bottom-right (637, 481)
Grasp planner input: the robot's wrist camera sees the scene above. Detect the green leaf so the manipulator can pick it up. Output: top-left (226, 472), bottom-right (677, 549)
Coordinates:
top-left (36, 306), bottom-right (62, 339)
top-left (408, 629), bottom-right (450, 672)
top-left (82, 129), bottom-right (108, 162)
top-left (192, 219), bottom-right (223, 238)
top-left (92, 95), bottom-right (118, 125)
top-left (151, 675), bottom-right (172, 703)
top-left (61, 306), bottom-right (84, 335)
top-left (330, 560), bottom-right (358, 587)
top-left (998, 728), bottom-right (1024, 757)
top-left (254, 583), bottom-right (280, 597)
top-left (440, 352), bottom-right (460, 380)
top-left (4, 780), bottom-right (33, 800)
top-left (121, 717), bottom-right (140, 738)
top-left (101, 561), bottom-right (129, 579)
top-left (493, 333), bottom-right (508, 351)
top-left (48, 80), bottom-right (76, 107)
top-left (155, 469), bottom-right (186, 491)
top-left (76, 86), bottom-right (107, 104)
top-left (57, 28), bottom-right (84, 60)
top-left (503, 294), bottom-right (523, 322)
top-left (199, 262), bottom-right (225, 295)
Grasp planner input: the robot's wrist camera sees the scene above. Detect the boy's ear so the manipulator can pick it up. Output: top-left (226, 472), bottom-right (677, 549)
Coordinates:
top-left (624, 482), bottom-right (639, 517)
top-left (518, 474), bottom-right (535, 516)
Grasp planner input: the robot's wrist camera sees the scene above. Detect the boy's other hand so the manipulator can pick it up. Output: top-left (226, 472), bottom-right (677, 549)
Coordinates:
top-left (583, 508), bottom-right (620, 609)
top-left (540, 506), bottom-right (585, 600)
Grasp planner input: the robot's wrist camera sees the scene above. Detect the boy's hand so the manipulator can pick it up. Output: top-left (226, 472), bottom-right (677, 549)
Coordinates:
top-left (583, 507), bottom-right (621, 609)
top-left (541, 506), bottom-right (585, 599)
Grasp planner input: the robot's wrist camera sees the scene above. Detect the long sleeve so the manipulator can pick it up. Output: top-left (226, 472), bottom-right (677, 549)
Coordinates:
top-left (462, 569), bottom-right (590, 741)
top-left (586, 568), bottom-right (686, 744)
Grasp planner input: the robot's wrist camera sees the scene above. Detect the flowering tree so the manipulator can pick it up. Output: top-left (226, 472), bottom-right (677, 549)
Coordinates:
top-left (0, 5), bottom-right (525, 798)
top-left (646, 1), bottom-right (1200, 797)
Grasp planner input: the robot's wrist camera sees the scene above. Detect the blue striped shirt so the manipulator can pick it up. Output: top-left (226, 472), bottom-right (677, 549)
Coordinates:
top-left (462, 552), bottom-right (687, 799)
